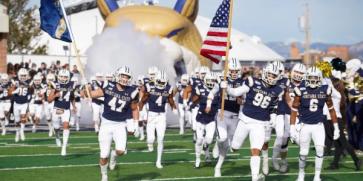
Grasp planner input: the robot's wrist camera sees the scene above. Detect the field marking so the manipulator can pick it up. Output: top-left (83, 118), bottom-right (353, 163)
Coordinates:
top-left (0, 133), bottom-right (192, 141)
top-left (0, 149), bottom-right (193, 158)
top-left (148, 170), bottom-right (363, 181)
top-left (0, 156), bottom-right (341, 171)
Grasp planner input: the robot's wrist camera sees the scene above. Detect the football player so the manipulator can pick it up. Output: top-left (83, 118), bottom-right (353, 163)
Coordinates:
top-left (70, 76), bottom-right (82, 131)
top-left (176, 74), bottom-right (190, 135)
top-left (274, 63), bottom-right (306, 173)
top-left (91, 73), bottom-right (105, 133)
top-left (0, 73), bottom-right (12, 136)
top-left (290, 66), bottom-right (340, 181)
top-left (86, 66), bottom-right (139, 181)
top-left (192, 72), bottom-right (219, 168)
top-left (45, 73), bottom-right (56, 137)
top-left (11, 68), bottom-right (32, 142)
top-left (135, 75), bottom-right (146, 141)
top-left (139, 70), bottom-right (177, 169)
top-left (47, 69), bottom-right (76, 156)
top-left (29, 73), bottom-right (46, 133)
top-left (214, 63), bottom-right (283, 181)
top-left (211, 59), bottom-right (244, 177)
top-left (261, 60), bottom-right (286, 175)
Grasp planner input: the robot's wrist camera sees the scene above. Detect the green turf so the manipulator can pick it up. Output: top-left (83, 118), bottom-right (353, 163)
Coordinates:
top-left (0, 130), bottom-right (362, 181)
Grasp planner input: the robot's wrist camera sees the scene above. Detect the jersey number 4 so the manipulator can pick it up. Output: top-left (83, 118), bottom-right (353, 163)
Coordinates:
top-left (252, 93), bottom-right (271, 109)
top-left (108, 97), bottom-right (126, 112)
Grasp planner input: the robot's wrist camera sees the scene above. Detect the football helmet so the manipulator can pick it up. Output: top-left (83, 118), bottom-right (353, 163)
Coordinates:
top-left (18, 68), bottom-right (29, 82)
top-left (199, 66), bottom-right (210, 80)
top-left (180, 74), bottom-right (189, 86)
top-left (57, 69), bottom-right (70, 84)
top-left (115, 66), bottom-right (132, 86)
top-left (148, 66), bottom-right (159, 82)
top-left (305, 66), bottom-right (323, 88)
top-left (291, 63), bottom-right (307, 83)
top-left (228, 58), bottom-right (241, 80)
top-left (155, 71), bottom-right (168, 89)
top-left (204, 72), bottom-right (217, 89)
top-left (262, 63), bottom-right (279, 86)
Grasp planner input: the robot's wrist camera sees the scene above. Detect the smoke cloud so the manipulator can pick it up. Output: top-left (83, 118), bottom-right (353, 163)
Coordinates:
top-left (85, 21), bottom-right (177, 85)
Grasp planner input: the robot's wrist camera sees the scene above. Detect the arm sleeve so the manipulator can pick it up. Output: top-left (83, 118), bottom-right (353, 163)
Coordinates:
top-left (226, 84), bottom-right (250, 97)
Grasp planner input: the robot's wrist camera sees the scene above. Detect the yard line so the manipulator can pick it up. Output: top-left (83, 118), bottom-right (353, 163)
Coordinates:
top-left (0, 156), bottom-right (340, 171)
top-left (0, 133), bottom-right (192, 141)
top-left (149, 170), bottom-right (363, 181)
top-left (0, 141), bottom-right (300, 150)
top-left (0, 149), bottom-right (193, 157)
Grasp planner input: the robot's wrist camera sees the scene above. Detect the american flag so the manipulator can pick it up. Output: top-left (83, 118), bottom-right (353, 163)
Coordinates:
top-left (200, 0), bottom-right (231, 64)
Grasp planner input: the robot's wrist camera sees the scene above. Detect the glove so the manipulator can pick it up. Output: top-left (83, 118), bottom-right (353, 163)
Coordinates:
top-left (220, 81), bottom-right (228, 89)
top-left (333, 123), bottom-right (340, 140)
top-left (172, 109), bottom-right (178, 115)
top-left (290, 124), bottom-right (298, 144)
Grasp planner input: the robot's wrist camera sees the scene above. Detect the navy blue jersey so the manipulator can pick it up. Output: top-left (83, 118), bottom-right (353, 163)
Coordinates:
top-left (283, 81), bottom-right (303, 115)
top-left (53, 81), bottom-right (75, 110)
top-left (223, 77), bottom-right (244, 113)
top-left (196, 84), bottom-right (220, 124)
top-left (102, 81), bottom-right (138, 121)
top-left (242, 77), bottom-right (283, 121)
top-left (297, 84), bottom-right (331, 124)
top-left (12, 79), bottom-right (32, 104)
top-left (91, 80), bottom-right (104, 105)
top-left (145, 82), bottom-right (173, 113)
top-left (276, 78), bottom-right (290, 115)
top-left (0, 82), bottom-right (12, 101)
top-left (143, 77), bottom-right (151, 86)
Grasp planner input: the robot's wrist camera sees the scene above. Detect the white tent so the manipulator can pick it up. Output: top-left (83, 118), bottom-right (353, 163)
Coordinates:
top-left (195, 16), bottom-right (284, 62)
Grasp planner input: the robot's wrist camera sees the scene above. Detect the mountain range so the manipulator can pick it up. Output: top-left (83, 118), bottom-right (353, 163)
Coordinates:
top-left (266, 41), bottom-right (363, 60)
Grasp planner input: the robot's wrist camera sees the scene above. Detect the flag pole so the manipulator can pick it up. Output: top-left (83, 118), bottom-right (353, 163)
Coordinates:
top-left (58, 0), bottom-right (91, 97)
top-left (220, 0), bottom-right (234, 120)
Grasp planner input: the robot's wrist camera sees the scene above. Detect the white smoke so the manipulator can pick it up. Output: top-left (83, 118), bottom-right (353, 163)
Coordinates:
top-left (85, 21), bottom-right (178, 85)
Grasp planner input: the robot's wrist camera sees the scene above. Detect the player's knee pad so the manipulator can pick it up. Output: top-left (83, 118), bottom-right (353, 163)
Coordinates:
top-left (315, 145), bottom-right (324, 158)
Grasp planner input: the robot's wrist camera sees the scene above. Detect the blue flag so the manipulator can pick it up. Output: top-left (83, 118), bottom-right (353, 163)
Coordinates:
top-left (39, 0), bottom-right (72, 42)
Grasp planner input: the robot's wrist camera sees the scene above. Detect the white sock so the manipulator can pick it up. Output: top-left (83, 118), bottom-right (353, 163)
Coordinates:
top-left (157, 141), bottom-right (163, 163)
top-left (63, 129), bottom-right (70, 146)
top-left (262, 149), bottom-right (268, 159)
top-left (195, 143), bottom-right (202, 159)
top-left (111, 150), bottom-right (117, 159)
top-left (299, 155), bottom-right (307, 172)
top-left (139, 126), bottom-right (144, 137)
top-left (215, 155), bottom-right (225, 169)
top-left (315, 156), bottom-right (323, 178)
top-left (100, 163), bottom-right (108, 175)
top-left (179, 118), bottom-right (184, 133)
top-left (20, 123), bottom-right (25, 133)
top-left (250, 156), bottom-right (261, 179)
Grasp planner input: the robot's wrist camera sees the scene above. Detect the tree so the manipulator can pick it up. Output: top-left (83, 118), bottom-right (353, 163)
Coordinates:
top-left (3, 0), bottom-right (48, 55)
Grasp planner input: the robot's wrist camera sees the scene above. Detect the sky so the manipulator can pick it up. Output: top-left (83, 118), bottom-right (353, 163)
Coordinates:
top-left (28, 0), bottom-right (363, 45)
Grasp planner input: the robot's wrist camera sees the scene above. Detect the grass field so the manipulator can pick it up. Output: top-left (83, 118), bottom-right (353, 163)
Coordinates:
top-left (0, 129), bottom-right (362, 181)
